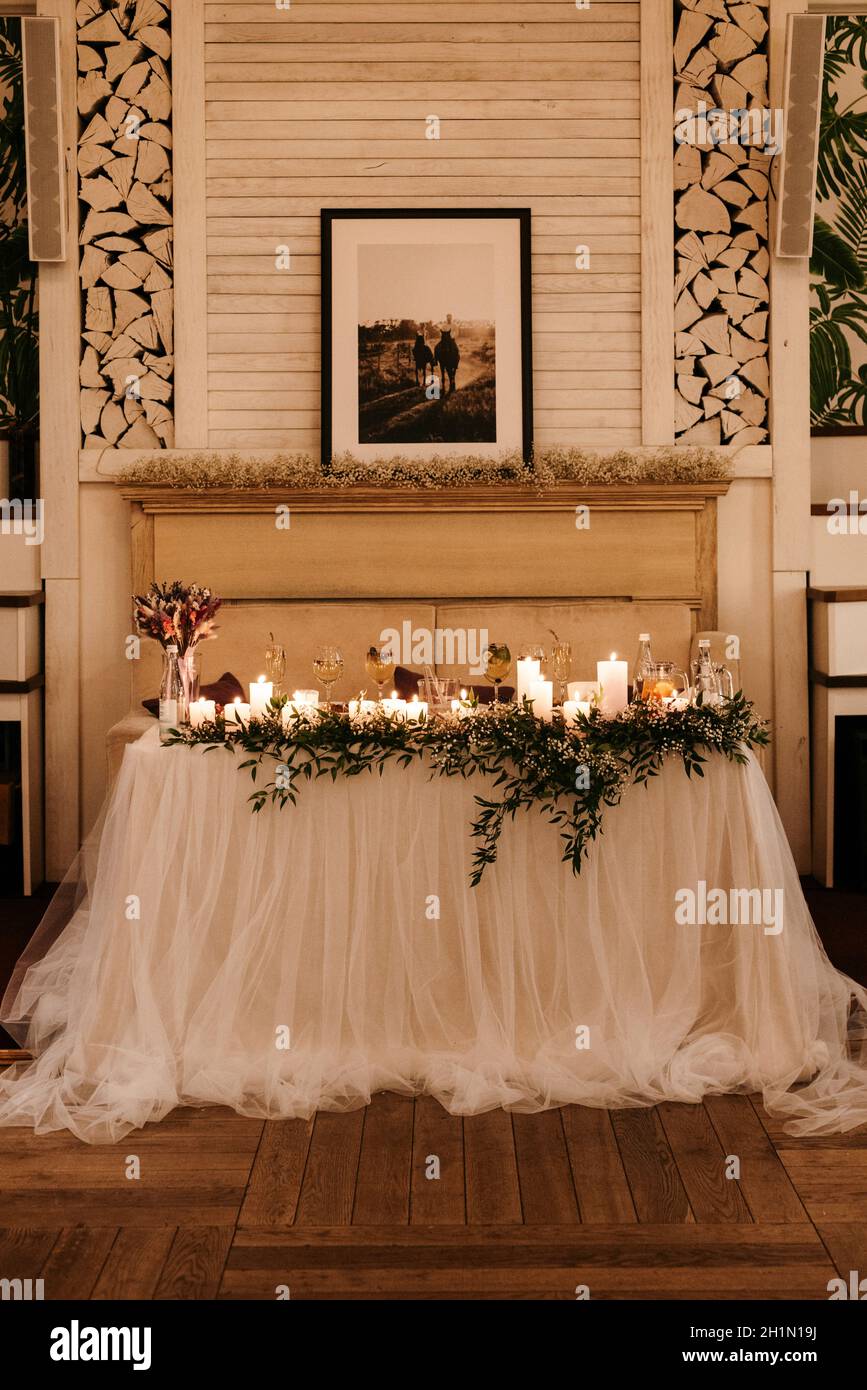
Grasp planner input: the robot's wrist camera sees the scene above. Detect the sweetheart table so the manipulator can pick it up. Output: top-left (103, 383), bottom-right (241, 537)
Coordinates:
top-left (1, 724), bottom-right (867, 1143)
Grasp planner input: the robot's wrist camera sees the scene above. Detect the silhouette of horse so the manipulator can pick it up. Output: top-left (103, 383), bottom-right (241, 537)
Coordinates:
top-left (434, 329), bottom-right (460, 394)
top-left (412, 334), bottom-right (434, 387)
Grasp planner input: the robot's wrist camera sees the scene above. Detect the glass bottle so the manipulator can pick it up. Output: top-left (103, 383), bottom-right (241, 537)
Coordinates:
top-left (694, 638), bottom-right (719, 704)
top-left (159, 644), bottom-right (182, 743)
top-left (633, 633), bottom-right (653, 700)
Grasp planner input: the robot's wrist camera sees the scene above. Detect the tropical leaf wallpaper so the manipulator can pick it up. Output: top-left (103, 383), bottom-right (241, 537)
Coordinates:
top-left (810, 16), bottom-right (867, 434)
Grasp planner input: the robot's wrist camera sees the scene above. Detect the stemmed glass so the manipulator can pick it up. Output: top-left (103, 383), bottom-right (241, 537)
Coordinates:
top-left (483, 643), bottom-right (512, 703)
top-left (312, 645), bottom-right (343, 708)
top-left (265, 632), bottom-right (286, 698)
top-left (365, 643), bottom-right (395, 701)
top-left (551, 641), bottom-right (572, 705)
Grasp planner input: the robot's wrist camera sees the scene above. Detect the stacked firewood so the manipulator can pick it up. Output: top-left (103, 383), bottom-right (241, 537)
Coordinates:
top-left (673, 0), bottom-right (769, 446)
top-left (76, 0), bottom-right (173, 449)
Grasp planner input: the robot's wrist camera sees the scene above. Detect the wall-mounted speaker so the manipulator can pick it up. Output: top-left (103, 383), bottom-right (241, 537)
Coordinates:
top-left (775, 13), bottom-right (826, 259)
top-left (21, 16), bottom-right (66, 263)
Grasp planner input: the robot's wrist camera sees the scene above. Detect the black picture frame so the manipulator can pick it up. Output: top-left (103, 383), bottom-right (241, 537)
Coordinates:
top-left (320, 208), bottom-right (533, 468)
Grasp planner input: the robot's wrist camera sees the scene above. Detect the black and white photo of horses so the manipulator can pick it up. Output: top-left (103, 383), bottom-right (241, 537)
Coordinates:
top-left (357, 242), bottom-right (496, 444)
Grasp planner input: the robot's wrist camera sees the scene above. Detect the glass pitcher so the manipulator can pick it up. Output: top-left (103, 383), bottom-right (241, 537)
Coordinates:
top-left (639, 661), bottom-right (689, 706)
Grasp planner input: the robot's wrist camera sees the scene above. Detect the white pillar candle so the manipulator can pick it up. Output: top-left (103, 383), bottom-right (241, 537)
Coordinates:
top-left (528, 678), bottom-right (554, 721)
top-left (562, 699), bottom-right (591, 726)
top-left (249, 675), bottom-right (273, 716)
top-left (596, 654), bottom-right (629, 716)
top-left (567, 681), bottom-right (599, 703)
top-left (516, 658), bottom-right (541, 706)
top-left (405, 697), bottom-right (428, 722)
top-left (348, 698), bottom-right (376, 717)
top-left (189, 698), bottom-right (215, 729)
top-left (283, 690), bottom-right (319, 724)
top-left (381, 692), bottom-right (407, 719)
top-left (225, 700), bottom-right (250, 725)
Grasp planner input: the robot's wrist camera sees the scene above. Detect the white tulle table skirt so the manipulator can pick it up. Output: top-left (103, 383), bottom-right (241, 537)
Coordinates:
top-left (2, 725), bottom-right (867, 1143)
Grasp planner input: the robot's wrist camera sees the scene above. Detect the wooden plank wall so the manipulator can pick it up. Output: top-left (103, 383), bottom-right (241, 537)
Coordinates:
top-left (203, 0), bottom-right (641, 451)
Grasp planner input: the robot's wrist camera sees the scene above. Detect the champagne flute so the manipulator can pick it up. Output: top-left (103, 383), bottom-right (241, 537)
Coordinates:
top-left (265, 632), bottom-right (286, 698)
top-left (312, 645), bottom-right (343, 708)
top-left (551, 641), bottom-right (572, 706)
top-left (365, 643), bottom-right (395, 701)
top-left (483, 643), bottom-right (512, 703)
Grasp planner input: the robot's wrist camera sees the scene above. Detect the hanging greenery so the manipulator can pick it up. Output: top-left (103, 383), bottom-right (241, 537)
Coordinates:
top-left (810, 16), bottom-right (867, 432)
top-left (166, 697), bottom-right (769, 887)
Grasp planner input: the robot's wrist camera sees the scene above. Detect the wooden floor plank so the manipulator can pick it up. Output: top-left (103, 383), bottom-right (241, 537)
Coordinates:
top-left (657, 1102), bottom-right (752, 1224)
top-left (815, 1222), bottom-right (867, 1289)
top-left (704, 1095), bottom-right (808, 1223)
top-left (512, 1111), bottom-right (579, 1224)
top-left (561, 1106), bottom-right (637, 1223)
top-left (237, 1118), bottom-right (313, 1229)
top-left (155, 1226), bottom-right (234, 1300)
top-left (610, 1108), bottom-right (693, 1223)
top-left (0, 1227), bottom-right (59, 1278)
top-left (777, 1150), bottom-right (867, 1222)
top-left (0, 1107), bottom-right (263, 1229)
top-left (218, 1263), bottom-right (835, 1298)
top-left (218, 1286), bottom-right (831, 1301)
top-left (295, 1109), bottom-right (364, 1225)
top-left (409, 1096), bottom-right (465, 1225)
top-left (0, 1189), bottom-right (248, 1229)
top-left (40, 1226), bottom-right (118, 1299)
top-left (353, 1093), bottom-right (414, 1224)
top-left (91, 1228), bottom-right (177, 1300)
top-left (463, 1111), bottom-right (522, 1224)
top-left (222, 1223), bottom-right (834, 1299)
top-left (228, 1223), bottom-right (828, 1255)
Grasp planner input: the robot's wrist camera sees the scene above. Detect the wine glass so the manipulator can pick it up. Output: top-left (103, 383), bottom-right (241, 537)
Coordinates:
top-left (365, 643), bottom-right (395, 701)
top-left (312, 645), bottom-right (343, 708)
top-left (518, 643), bottom-right (546, 666)
top-left (551, 641), bottom-right (572, 705)
top-left (483, 643), bottom-right (512, 703)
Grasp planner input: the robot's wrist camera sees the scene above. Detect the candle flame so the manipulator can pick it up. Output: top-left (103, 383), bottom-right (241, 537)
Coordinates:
top-left (610, 652), bottom-right (617, 661)
top-left (391, 690), bottom-right (397, 700)
top-left (460, 688), bottom-right (467, 699)
top-left (257, 675), bottom-right (266, 683)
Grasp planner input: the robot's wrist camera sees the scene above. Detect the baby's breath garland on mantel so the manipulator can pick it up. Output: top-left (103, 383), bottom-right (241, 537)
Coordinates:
top-left (118, 446), bottom-right (733, 492)
top-left (167, 696), bottom-right (768, 886)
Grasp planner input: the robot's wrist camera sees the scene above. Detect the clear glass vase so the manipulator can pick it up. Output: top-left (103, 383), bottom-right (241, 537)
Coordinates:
top-left (177, 650), bottom-right (199, 725)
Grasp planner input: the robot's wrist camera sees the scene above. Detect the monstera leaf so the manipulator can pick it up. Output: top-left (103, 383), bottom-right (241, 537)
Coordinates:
top-left (811, 216), bottom-right (865, 290)
top-left (827, 16), bottom-right (867, 69)
top-left (833, 162), bottom-right (867, 273)
top-left (0, 21), bottom-right (37, 440)
top-left (816, 90), bottom-right (867, 201)
top-left (838, 364), bottom-right (867, 426)
top-left (810, 309), bottom-right (852, 426)
top-left (816, 19), bottom-right (867, 201)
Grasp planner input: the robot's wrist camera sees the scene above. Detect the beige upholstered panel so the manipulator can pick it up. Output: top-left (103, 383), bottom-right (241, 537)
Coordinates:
top-left (132, 600), bottom-right (438, 708)
top-left (435, 600), bottom-right (695, 686)
top-left (152, 509), bottom-right (698, 603)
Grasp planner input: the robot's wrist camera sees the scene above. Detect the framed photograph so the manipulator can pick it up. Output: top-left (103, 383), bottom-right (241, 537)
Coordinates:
top-left (321, 209), bottom-right (533, 465)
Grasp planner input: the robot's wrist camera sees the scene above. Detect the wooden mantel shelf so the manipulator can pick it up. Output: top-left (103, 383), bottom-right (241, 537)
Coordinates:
top-left (119, 480), bottom-right (731, 515)
top-left (122, 480), bottom-right (726, 627)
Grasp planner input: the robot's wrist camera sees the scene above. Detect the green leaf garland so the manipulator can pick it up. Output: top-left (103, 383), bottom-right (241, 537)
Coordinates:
top-left (167, 696), bottom-right (769, 887)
